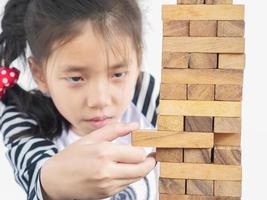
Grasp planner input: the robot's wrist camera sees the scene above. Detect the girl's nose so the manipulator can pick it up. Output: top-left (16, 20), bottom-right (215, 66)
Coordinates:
top-left (86, 79), bottom-right (111, 109)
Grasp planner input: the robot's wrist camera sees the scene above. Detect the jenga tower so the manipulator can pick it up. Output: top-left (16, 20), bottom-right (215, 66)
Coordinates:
top-left (132, 0), bottom-right (244, 199)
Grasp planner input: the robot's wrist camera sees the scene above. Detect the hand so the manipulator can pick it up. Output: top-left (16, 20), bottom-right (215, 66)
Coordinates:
top-left (40, 122), bottom-right (156, 200)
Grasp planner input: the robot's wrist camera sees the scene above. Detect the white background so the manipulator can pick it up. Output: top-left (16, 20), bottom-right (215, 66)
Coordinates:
top-left (1, 0), bottom-right (266, 199)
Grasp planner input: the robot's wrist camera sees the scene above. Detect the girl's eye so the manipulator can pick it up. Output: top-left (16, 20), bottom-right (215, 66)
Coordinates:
top-left (65, 76), bottom-right (83, 83)
top-left (112, 72), bottom-right (128, 79)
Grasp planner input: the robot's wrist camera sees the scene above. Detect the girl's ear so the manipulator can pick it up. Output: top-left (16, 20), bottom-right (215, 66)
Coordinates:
top-left (28, 56), bottom-right (49, 93)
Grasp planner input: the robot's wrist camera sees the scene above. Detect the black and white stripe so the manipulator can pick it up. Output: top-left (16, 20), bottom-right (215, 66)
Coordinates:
top-left (0, 71), bottom-right (159, 200)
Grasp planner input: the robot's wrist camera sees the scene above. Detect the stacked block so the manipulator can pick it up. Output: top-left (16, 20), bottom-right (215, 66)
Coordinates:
top-left (132, 1), bottom-right (244, 199)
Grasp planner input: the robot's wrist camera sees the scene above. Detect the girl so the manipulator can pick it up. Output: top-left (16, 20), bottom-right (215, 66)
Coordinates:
top-left (0, 0), bottom-right (160, 200)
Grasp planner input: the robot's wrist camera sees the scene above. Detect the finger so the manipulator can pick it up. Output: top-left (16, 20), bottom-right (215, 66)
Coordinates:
top-left (111, 155), bottom-right (156, 179)
top-left (82, 122), bottom-right (139, 143)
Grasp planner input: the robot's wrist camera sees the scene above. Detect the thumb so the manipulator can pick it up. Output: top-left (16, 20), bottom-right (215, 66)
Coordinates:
top-left (81, 122), bottom-right (139, 143)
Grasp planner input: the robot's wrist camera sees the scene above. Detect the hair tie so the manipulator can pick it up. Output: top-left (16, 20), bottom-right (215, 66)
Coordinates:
top-left (0, 66), bottom-right (20, 98)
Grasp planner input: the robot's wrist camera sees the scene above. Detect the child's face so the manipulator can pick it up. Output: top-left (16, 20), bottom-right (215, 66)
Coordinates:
top-left (36, 22), bottom-right (140, 136)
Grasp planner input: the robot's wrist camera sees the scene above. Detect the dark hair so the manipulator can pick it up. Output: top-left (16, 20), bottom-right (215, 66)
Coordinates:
top-left (0, 0), bottom-right (143, 140)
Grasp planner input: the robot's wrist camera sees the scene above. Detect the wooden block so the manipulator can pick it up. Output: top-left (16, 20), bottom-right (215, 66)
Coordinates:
top-left (131, 131), bottom-right (214, 148)
top-left (159, 178), bottom-right (186, 194)
top-left (184, 149), bottom-right (211, 163)
top-left (163, 37), bottom-right (244, 53)
top-left (214, 146), bottom-right (241, 165)
top-left (160, 194), bottom-right (240, 200)
top-left (177, 0), bottom-right (204, 4)
top-left (205, 0), bottom-right (233, 4)
top-left (162, 5), bottom-right (244, 20)
top-left (157, 115), bottom-right (184, 131)
top-left (160, 162), bottom-right (242, 181)
top-left (160, 100), bottom-right (241, 117)
top-left (190, 21), bottom-right (217, 37)
top-left (163, 52), bottom-right (190, 68)
top-left (160, 84), bottom-right (187, 100)
top-left (214, 181), bottom-right (242, 197)
top-left (189, 53), bottom-right (217, 69)
top-left (214, 117), bottom-right (241, 133)
top-left (188, 85), bottom-right (215, 101)
top-left (185, 116), bottom-right (213, 132)
top-left (187, 180), bottom-right (213, 195)
top-left (215, 85), bottom-right (243, 101)
top-left (162, 69), bottom-right (243, 85)
top-left (164, 20), bottom-right (189, 36)
top-left (218, 21), bottom-right (245, 37)
top-left (214, 133), bottom-right (241, 147)
top-left (156, 148), bottom-right (183, 162)
top-left (219, 54), bottom-right (245, 69)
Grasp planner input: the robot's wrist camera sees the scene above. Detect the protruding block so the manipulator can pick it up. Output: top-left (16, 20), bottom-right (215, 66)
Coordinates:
top-left (160, 162), bottom-right (242, 180)
top-left (214, 181), bottom-right (242, 197)
top-left (163, 37), bottom-right (245, 53)
top-left (160, 84), bottom-right (187, 100)
top-left (160, 100), bottom-right (241, 117)
top-left (189, 53), bottom-right (217, 69)
top-left (185, 116), bottom-right (213, 132)
top-left (214, 117), bottom-right (241, 133)
top-left (219, 54), bottom-right (245, 69)
top-left (215, 85), bottom-right (243, 101)
top-left (162, 69), bottom-right (243, 85)
top-left (188, 85), bottom-right (215, 101)
top-left (187, 180), bottom-right (213, 195)
top-left (164, 20), bottom-right (189, 36)
top-left (218, 20), bottom-right (245, 37)
top-left (205, 0), bottom-right (233, 4)
top-left (159, 178), bottom-right (186, 194)
top-left (214, 146), bottom-right (241, 165)
top-left (214, 133), bottom-right (241, 147)
top-left (163, 52), bottom-right (190, 68)
top-left (177, 0), bottom-right (204, 4)
top-left (184, 148), bottom-right (211, 163)
top-left (162, 5), bottom-right (244, 20)
top-left (160, 194), bottom-right (240, 200)
top-left (157, 115), bottom-right (184, 131)
top-left (131, 131), bottom-right (214, 148)
top-left (190, 21), bottom-right (217, 37)
top-left (156, 148), bottom-right (183, 162)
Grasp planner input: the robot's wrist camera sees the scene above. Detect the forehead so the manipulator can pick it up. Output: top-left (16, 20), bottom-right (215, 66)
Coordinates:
top-left (47, 21), bottom-right (136, 71)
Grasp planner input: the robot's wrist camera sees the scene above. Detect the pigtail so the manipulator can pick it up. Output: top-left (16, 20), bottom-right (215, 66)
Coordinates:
top-left (0, 0), bottom-right (68, 140)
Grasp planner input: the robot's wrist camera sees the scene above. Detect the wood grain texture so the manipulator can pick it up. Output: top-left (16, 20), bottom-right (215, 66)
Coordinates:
top-left (157, 115), bottom-right (184, 131)
top-left (218, 20), bottom-right (245, 37)
top-left (190, 21), bottom-right (217, 37)
top-left (219, 54), bottom-right (245, 69)
top-left (160, 84), bottom-right (187, 100)
top-left (162, 5), bottom-right (244, 20)
top-left (188, 85), bottom-right (215, 101)
top-left (159, 178), bottom-right (186, 194)
top-left (160, 100), bottom-right (241, 117)
top-left (156, 148), bottom-right (183, 162)
top-left (215, 85), bottom-right (243, 101)
top-left (214, 181), bottom-right (242, 197)
top-left (164, 20), bottom-right (189, 36)
top-left (163, 37), bottom-right (244, 53)
top-left (160, 194), bottom-right (240, 200)
top-left (214, 133), bottom-right (241, 147)
top-left (160, 162), bottom-right (242, 180)
top-left (214, 146), bottom-right (241, 165)
top-left (131, 131), bottom-right (214, 148)
top-left (205, 0), bottom-right (233, 4)
top-left (162, 69), bottom-right (243, 85)
top-left (214, 117), bottom-right (241, 133)
top-left (189, 53), bottom-right (217, 69)
top-left (185, 116), bottom-right (213, 132)
top-left (177, 0), bottom-right (204, 4)
top-left (163, 52), bottom-right (190, 69)
top-left (187, 180), bottom-right (213, 195)
top-left (184, 148), bottom-right (212, 163)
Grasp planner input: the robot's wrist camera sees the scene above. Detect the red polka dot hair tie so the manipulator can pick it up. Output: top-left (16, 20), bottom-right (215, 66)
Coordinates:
top-left (0, 66), bottom-right (20, 98)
